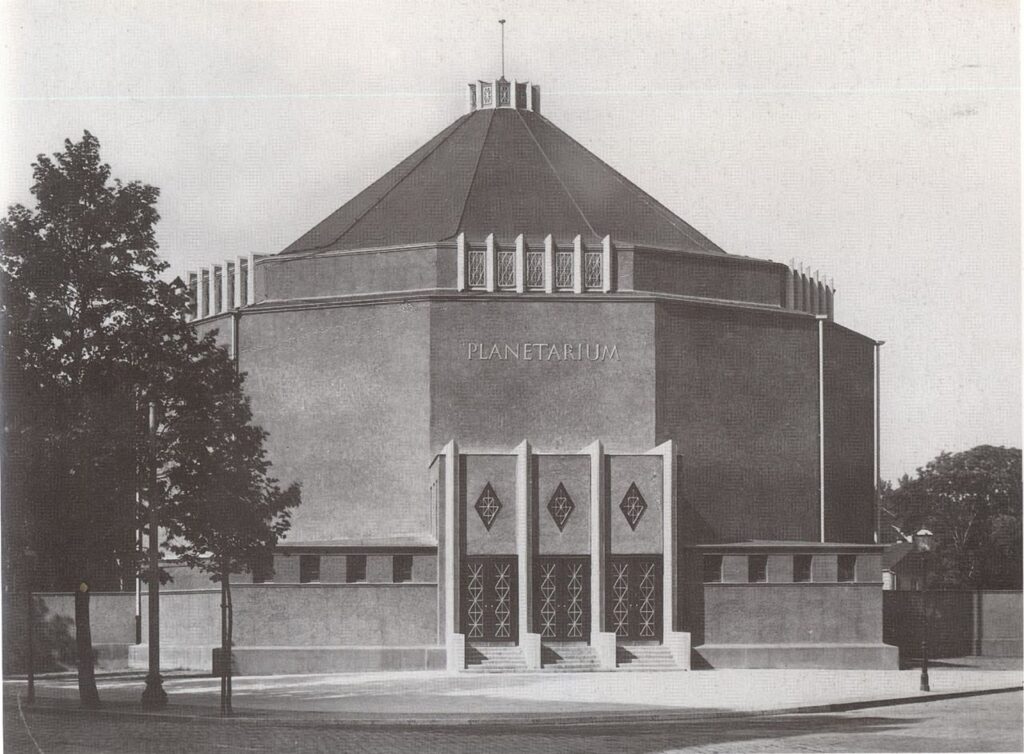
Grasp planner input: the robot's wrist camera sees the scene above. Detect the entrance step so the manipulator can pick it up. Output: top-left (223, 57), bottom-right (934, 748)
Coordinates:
top-left (464, 645), bottom-right (527, 673)
top-left (541, 644), bottom-right (601, 672)
top-left (616, 644), bottom-right (679, 671)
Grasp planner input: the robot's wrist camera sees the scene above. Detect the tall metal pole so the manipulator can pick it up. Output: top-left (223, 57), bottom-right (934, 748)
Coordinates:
top-left (24, 549), bottom-right (35, 705)
top-left (141, 401), bottom-right (167, 708)
top-left (499, 19), bottom-right (506, 78)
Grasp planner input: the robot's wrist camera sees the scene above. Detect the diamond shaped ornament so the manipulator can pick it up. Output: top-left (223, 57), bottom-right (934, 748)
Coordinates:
top-left (474, 482), bottom-right (502, 530)
top-left (546, 482), bottom-right (575, 531)
top-left (619, 482), bottom-right (647, 530)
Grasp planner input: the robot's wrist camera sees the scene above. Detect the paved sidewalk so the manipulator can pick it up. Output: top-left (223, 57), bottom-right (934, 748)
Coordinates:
top-left (6, 659), bottom-right (1021, 726)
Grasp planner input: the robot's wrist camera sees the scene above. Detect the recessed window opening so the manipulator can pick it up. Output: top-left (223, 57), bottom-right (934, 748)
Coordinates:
top-left (747, 555), bottom-right (768, 583)
top-left (838, 555), bottom-right (856, 582)
top-left (346, 554), bottom-right (367, 583)
top-left (299, 554), bottom-right (320, 584)
top-left (584, 250), bottom-right (602, 289)
top-left (393, 554), bottom-right (413, 583)
top-left (793, 555), bottom-right (812, 583)
top-left (526, 249), bottom-right (544, 288)
top-left (555, 249), bottom-right (573, 289)
top-left (252, 552), bottom-right (274, 584)
top-left (702, 554), bottom-right (723, 583)
top-left (497, 249), bottom-right (515, 288)
top-left (468, 249), bottom-right (486, 287)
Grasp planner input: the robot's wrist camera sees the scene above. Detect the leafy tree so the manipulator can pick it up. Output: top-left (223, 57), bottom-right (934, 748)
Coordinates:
top-left (2, 132), bottom-right (164, 706)
top-left (162, 339), bottom-right (299, 715)
top-left (882, 445), bottom-right (1022, 589)
top-left (1, 132), bottom-right (300, 709)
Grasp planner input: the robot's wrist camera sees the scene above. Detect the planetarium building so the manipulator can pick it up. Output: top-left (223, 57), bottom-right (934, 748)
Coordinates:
top-left (167, 76), bottom-right (896, 674)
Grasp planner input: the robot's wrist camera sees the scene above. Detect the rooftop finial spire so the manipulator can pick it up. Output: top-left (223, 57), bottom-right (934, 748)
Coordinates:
top-left (499, 19), bottom-right (506, 79)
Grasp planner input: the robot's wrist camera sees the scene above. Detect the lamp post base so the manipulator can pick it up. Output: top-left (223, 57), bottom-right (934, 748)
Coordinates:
top-left (141, 674), bottom-right (168, 708)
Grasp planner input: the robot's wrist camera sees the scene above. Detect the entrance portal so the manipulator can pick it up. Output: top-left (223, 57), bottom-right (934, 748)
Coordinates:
top-left (461, 556), bottom-right (518, 642)
top-left (607, 555), bottom-right (662, 642)
top-left (534, 556), bottom-right (590, 641)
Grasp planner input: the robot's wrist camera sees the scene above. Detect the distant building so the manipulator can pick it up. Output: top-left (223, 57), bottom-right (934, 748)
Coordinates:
top-left (158, 74), bottom-right (896, 673)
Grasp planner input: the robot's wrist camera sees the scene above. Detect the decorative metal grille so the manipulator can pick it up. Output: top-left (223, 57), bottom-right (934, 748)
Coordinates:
top-left (497, 250), bottom-right (515, 288)
top-left (494, 562), bottom-right (512, 638)
top-left (481, 84), bottom-right (493, 106)
top-left (546, 482), bottom-right (575, 531)
top-left (526, 250), bottom-right (544, 288)
top-left (467, 563), bottom-right (484, 639)
top-left (584, 251), bottom-right (603, 289)
top-left (612, 562), bottom-right (630, 637)
top-left (497, 81), bottom-right (511, 106)
top-left (638, 561), bottom-right (657, 638)
top-left (468, 249), bottom-right (486, 287)
top-left (539, 562), bottom-right (558, 639)
top-left (566, 561), bottom-right (585, 639)
top-left (474, 483), bottom-right (502, 530)
top-left (555, 250), bottom-right (573, 289)
top-left (619, 482), bottom-right (648, 530)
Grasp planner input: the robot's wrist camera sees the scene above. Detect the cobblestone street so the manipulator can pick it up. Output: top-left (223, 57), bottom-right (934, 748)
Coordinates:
top-left (5, 692), bottom-right (1021, 753)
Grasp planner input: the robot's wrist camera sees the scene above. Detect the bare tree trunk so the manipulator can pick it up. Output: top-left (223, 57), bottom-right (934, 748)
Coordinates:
top-left (74, 581), bottom-right (100, 708)
top-left (219, 574), bottom-right (227, 715)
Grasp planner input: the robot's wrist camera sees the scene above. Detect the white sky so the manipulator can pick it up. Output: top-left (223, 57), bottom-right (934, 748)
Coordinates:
top-left (1, 0), bottom-right (1019, 482)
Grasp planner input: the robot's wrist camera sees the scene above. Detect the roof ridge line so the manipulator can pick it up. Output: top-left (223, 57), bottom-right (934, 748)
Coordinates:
top-left (317, 112), bottom-right (476, 253)
top-left (515, 109), bottom-right (600, 240)
top-left (531, 112), bottom-right (726, 255)
top-left (451, 109), bottom-right (497, 237)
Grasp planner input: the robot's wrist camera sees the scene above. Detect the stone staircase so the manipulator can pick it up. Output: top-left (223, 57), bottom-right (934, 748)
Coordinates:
top-left (616, 644), bottom-right (679, 670)
top-left (464, 644), bottom-right (528, 673)
top-left (540, 644), bottom-right (602, 672)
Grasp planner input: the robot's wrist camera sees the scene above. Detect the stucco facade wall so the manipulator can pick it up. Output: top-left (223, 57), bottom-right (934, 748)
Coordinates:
top-left (462, 454), bottom-right (517, 555)
top-left (823, 323), bottom-right (876, 543)
top-left (608, 455), bottom-right (663, 554)
top-left (238, 303), bottom-right (432, 542)
top-left (429, 300), bottom-right (656, 455)
top-left (700, 584), bottom-right (883, 644)
top-left (656, 303), bottom-right (820, 543)
top-left (142, 584), bottom-right (438, 647)
top-left (259, 247), bottom-right (441, 301)
top-left (633, 249), bottom-right (785, 306)
top-left (534, 455), bottom-right (591, 555)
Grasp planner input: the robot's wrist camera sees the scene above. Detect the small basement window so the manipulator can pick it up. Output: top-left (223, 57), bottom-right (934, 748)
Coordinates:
top-left (793, 555), bottom-right (812, 583)
top-left (299, 554), bottom-right (320, 584)
top-left (702, 554), bottom-right (723, 583)
top-left (393, 554), bottom-right (413, 583)
top-left (346, 554), bottom-right (367, 583)
top-left (252, 552), bottom-right (274, 584)
top-left (838, 555), bottom-right (856, 582)
top-left (747, 555), bottom-right (768, 583)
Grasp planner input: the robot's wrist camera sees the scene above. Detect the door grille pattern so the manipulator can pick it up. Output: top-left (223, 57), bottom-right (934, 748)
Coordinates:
top-left (539, 562), bottom-right (558, 637)
top-left (566, 560), bottom-right (586, 638)
top-left (638, 561), bottom-right (657, 638)
top-left (493, 562), bottom-right (513, 638)
top-left (466, 562), bottom-right (485, 639)
top-left (611, 561), bottom-right (630, 637)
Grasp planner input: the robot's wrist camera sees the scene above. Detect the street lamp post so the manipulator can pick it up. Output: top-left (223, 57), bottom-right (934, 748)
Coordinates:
top-left (24, 547), bottom-right (36, 705)
top-left (141, 402), bottom-right (167, 709)
top-left (914, 528), bottom-right (934, 692)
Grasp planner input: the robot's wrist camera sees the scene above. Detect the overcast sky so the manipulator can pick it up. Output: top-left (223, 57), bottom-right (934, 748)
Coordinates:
top-left (2, 0), bottom-right (1019, 481)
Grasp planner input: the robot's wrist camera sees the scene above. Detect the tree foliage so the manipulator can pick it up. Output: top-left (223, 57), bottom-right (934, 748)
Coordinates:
top-left (2, 132), bottom-right (299, 707)
top-left (882, 445), bottom-right (1022, 589)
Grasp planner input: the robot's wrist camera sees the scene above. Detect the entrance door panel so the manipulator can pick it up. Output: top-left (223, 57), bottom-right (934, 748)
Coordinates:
top-left (461, 556), bottom-right (518, 642)
top-left (607, 556), bottom-right (662, 642)
top-left (535, 556), bottom-right (590, 641)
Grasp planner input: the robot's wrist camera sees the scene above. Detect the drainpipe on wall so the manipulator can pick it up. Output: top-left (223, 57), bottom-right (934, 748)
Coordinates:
top-left (874, 340), bottom-right (886, 544)
top-left (818, 315), bottom-right (826, 543)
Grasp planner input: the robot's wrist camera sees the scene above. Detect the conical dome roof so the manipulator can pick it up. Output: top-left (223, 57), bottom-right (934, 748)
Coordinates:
top-left (281, 86), bottom-right (726, 256)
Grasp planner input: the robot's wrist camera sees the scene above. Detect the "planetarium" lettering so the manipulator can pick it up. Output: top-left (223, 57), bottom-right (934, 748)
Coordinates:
top-left (467, 342), bottom-right (620, 362)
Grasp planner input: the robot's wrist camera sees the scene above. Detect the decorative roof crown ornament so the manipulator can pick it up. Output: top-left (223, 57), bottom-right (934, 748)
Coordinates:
top-left (467, 18), bottom-right (540, 113)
